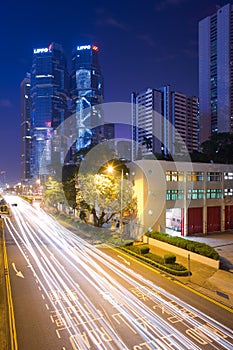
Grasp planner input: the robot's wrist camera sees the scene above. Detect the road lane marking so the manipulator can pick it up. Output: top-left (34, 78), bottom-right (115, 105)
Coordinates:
top-left (173, 280), bottom-right (233, 313)
top-left (2, 221), bottom-right (18, 349)
top-left (12, 262), bottom-right (24, 278)
top-left (117, 255), bottom-right (130, 265)
top-left (109, 247), bottom-right (233, 313)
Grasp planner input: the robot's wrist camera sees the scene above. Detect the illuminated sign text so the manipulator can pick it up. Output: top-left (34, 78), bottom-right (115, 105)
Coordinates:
top-left (77, 45), bottom-right (91, 51)
top-left (33, 48), bottom-right (49, 54)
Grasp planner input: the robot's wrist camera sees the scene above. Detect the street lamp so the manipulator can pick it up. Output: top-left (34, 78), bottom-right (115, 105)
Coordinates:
top-left (107, 165), bottom-right (124, 240)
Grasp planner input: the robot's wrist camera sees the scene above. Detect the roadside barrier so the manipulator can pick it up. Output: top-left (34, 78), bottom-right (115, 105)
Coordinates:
top-left (1, 218), bottom-right (18, 350)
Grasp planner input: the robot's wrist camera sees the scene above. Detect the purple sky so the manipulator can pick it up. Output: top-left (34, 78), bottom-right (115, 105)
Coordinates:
top-left (0, 0), bottom-right (228, 183)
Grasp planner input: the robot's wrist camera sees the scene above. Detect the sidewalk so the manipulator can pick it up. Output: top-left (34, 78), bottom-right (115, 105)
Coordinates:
top-left (148, 233), bottom-right (233, 309)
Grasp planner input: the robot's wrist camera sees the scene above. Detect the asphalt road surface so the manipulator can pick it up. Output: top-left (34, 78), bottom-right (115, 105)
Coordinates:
top-left (4, 195), bottom-right (233, 350)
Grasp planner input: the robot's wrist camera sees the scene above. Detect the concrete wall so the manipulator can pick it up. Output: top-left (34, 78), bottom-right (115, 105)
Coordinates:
top-left (143, 236), bottom-right (220, 269)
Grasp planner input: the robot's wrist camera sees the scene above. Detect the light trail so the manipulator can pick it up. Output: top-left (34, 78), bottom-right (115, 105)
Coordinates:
top-left (4, 195), bottom-right (233, 350)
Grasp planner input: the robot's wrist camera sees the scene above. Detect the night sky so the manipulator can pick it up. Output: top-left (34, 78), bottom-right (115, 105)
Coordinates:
top-left (0, 0), bottom-right (229, 183)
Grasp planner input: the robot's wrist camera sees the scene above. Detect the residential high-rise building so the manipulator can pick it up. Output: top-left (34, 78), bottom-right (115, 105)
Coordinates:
top-left (30, 42), bottom-right (70, 176)
top-left (131, 88), bottom-right (164, 159)
top-left (20, 73), bottom-right (31, 181)
top-left (131, 86), bottom-right (198, 160)
top-left (172, 92), bottom-right (199, 154)
top-left (199, 3), bottom-right (233, 143)
top-left (71, 44), bottom-right (104, 151)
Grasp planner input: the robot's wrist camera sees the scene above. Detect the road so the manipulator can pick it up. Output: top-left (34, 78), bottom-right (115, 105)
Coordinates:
top-left (3, 195), bottom-right (233, 350)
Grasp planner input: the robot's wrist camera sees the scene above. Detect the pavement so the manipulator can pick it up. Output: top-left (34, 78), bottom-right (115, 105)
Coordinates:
top-left (148, 232), bottom-right (233, 310)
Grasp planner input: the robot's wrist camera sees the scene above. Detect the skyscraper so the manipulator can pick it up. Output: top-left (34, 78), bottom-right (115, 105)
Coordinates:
top-left (20, 73), bottom-right (31, 181)
top-left (199, 3), bottom-right (233, 143)
top-left (71, 44), bottom-right (104, 151)
top-left (131, 86), bottom-right (198, 160)
top-left (30, 42), bottom-right (70, 176)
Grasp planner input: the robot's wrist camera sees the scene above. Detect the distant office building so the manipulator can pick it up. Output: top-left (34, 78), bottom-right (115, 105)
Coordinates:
top-left (172, 91), bottom-right (199, 154)
top-left (30, 42), bottom-right (70, 176)
top-left (131, 86), bottom-right (198, 160)
top-left (199, 3), bottom-right (233, 143)
top-left (71, 44), bottom-right (104, 151)
top-left (20, 73), bottom-right (31, 181)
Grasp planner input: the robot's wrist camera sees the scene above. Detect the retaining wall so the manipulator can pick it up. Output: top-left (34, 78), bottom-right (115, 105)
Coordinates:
top-left (143, 236), bottom-right (220, 269)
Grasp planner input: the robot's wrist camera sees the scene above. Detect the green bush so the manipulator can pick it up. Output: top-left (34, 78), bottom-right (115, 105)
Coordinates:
top-left (164, 254), bottom-right (176, 264)
top-left (127, 244), bottom-right (150, 255)
top-left (146, 231), bottom-right (219, 260)
top-left (119, 247), bottom-right (189, 276)
top-left (144, 252), bottom-right (164, 264)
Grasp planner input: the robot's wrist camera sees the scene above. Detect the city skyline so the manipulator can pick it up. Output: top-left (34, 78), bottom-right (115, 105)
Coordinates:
top-left (0, 0), bottom-right (230, 183)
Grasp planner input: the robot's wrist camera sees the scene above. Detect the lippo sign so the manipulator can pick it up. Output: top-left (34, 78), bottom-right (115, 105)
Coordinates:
top-left (33, 48), bottom-right (49, 54)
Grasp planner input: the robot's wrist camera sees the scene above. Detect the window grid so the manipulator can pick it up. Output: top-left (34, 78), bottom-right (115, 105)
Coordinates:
top-left (166, 190), bottom-right (184, 200)
top-left (207, 172), bottom-right (222, 181)
top-left (187, 189), bottom-right (205, 199)
top-left (206, 189), bottom-right (222, 199)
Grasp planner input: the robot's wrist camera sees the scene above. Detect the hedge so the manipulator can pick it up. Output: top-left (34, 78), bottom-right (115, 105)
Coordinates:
top-left (145, 231), bottom-right (219, 260)
top-left (120, 245), bottom-right (189, 276)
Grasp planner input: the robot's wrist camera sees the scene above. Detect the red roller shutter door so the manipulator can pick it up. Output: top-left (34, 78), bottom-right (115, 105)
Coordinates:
top-left (188, 207), bottom-right (203, 235)
top-left (225, 206), bottom-right (233, 230)
top-left (207, 206), bottom-right (221, 232)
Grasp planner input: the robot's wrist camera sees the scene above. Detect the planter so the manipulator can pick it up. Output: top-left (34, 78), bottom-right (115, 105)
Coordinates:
top-left (143, 236), bottom-right (220, 269)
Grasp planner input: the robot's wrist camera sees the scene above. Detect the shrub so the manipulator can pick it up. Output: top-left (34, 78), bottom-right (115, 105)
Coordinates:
top-left (164, 254), bottom-right (176, 264)
top-left (127, 244), bottom-right (150, 255)
top-left (119, 246), bottom-right (189, 276)
top-left (146, 231), bottom-right (219, 260)
top-left (144, 252), bottom-right (164, 264)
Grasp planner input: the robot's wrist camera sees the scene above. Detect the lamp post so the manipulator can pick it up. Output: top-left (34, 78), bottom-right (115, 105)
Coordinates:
top-left (107, 165), bottom-right (124, 240)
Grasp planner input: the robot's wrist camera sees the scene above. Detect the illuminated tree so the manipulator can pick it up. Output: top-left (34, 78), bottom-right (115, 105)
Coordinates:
top-left (43, 178), bottom-right (66, 212)
top-left (77, 173), bottom-right (136, 227)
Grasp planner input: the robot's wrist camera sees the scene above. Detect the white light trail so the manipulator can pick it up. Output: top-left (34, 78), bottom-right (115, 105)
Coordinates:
top-left (4, 195), bottom-right (233, 350)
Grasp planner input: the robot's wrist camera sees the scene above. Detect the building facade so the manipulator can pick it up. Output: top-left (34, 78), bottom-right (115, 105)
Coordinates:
top-left (20, 73), bottom-right (31, 182)
top-left (131, 160), bottom-right (233, 237)
top-left (199, 3), bottom-right (233, 143)
top-left (131, 86), bottom-right (198, 160)
top-left (71, 44), bottom-right (104, 151)
top-left (30, 42), bottom-right (70, 176)
top-left (172, 92), bottom-right (199, 154)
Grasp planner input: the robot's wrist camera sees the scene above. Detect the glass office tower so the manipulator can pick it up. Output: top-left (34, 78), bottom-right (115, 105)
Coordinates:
top-left (30, 42), bottom-right (70, 176)
top-left (20, 73), bottom-right (31, 181)
top-left (71, 44), bottom-right (104, 151)
top-left (199, 3), bottom-right (233, 143)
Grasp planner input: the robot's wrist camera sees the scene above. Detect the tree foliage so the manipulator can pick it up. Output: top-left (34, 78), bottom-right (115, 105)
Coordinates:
top-left (77, 173), bottom-right (135, 227)
top-left (201, 132), bottom-right (233, 163)
top-left (43, 178), bottom-right (66, 211)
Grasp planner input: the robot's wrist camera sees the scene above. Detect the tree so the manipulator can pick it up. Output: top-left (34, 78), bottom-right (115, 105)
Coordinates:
top-left (142, 136), bottom-right (152, 150)
top-left (43, 178), bottom-right (66, 212)
top-left (201, 132), bottom-right (233, 164)
top-left (76, 173), bottom-right (135, 227)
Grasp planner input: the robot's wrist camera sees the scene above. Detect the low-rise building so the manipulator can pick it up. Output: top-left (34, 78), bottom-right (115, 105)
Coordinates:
top-left (130, 160), bottom-right (233, 237)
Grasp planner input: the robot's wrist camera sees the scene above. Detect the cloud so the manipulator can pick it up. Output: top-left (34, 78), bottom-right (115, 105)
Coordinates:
top-left (106, 17), bottom-right (128, 30)
top-left (137, 34), bottom-right (155, 47)
top-left (97, 16), bottom-right (129, 31)
top-left (0, 98), bottom-right (12, 108)
top-left (155, 0), bottom-right (188, 12)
